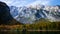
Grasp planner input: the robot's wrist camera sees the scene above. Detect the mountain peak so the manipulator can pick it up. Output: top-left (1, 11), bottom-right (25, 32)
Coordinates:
top-left (10, 5), bottom-right (60, 24)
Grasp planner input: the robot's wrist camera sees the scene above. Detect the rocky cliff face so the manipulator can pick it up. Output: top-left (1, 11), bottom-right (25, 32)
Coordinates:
top-left (0, 2), bottom-right (20, 25)
top-left (10, 5), bottom-right (60, 24)
top-left (1, 2), bottom-right (60, 24)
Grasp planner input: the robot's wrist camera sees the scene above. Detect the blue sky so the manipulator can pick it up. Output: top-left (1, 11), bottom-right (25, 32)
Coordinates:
top-left (0, 0), bottom-right (60, 7)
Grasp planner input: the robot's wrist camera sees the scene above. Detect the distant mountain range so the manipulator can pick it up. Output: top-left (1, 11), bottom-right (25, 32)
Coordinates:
top-left (9, 5), bottom-right (60, 24)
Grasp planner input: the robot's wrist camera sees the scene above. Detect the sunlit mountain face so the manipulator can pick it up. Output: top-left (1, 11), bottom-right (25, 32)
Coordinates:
top-left (0, 0), bottom-right (60, 24)
top-left (10, 5), bottom-right (60, 24)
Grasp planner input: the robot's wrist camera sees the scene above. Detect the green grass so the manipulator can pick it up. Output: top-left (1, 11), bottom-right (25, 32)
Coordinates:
top-left (0, 18), bottom-right (60, 30)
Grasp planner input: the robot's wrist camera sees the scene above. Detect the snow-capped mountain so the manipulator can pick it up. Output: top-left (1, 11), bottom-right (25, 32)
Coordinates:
top-left (10, 6), bottom-right (19, 17)
top-left (10, 5), bottom-right (60, 24)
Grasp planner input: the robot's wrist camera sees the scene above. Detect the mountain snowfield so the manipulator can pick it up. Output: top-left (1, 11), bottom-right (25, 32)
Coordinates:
top-left (10, 5), bottom-right (60, 24)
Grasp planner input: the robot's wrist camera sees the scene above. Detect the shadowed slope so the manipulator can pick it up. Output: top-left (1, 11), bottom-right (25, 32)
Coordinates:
top-left (0, 2), bottom-right (21, 25)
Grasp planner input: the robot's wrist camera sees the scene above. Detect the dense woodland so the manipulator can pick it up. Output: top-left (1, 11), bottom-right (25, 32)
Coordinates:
top-left (0, 19), bottom-right (60, 30)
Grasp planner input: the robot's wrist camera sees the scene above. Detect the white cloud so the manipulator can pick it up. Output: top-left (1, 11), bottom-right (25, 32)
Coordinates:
top-left (0, 0), bottom-right (52, 7)
top-left (0, 0), bottom-right (14, 6)
top-left (26, 0), bottom-right (52, 6)
top-left (0, 0), bottom-right (27, 6)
